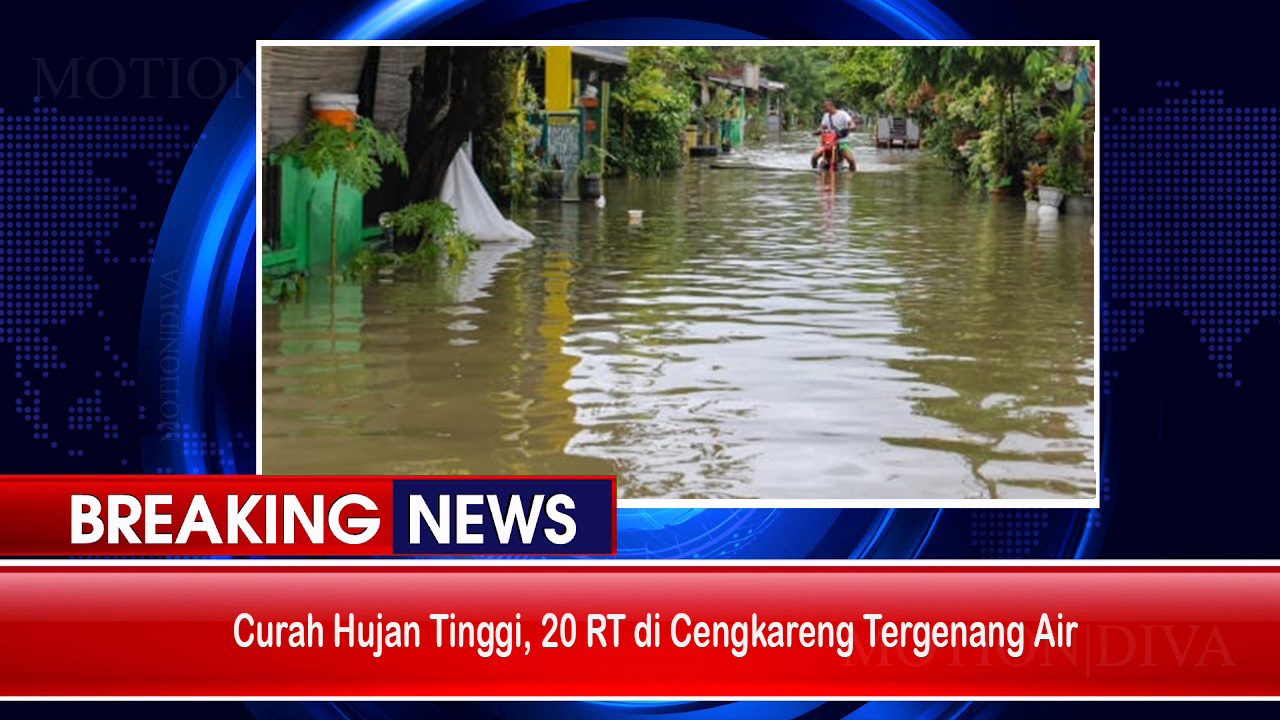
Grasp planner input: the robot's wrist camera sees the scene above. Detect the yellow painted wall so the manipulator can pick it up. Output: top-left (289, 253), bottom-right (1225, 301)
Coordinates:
top-left (545, 47), bottom-right (573, 112)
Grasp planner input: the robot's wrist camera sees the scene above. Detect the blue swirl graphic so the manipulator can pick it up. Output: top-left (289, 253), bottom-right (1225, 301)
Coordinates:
top-left (339, 0), bottom-right (478, 39)
top-left (846, 0), bottom-right (970, 39)
top-left (159, 4), bottom-right (1100, 568)
top-left (139, 70), bottom-right (256, 475)
top-left (337, 0), bottom-right (969, 39)
top-left (153, 13), bottom-right (1105, 719)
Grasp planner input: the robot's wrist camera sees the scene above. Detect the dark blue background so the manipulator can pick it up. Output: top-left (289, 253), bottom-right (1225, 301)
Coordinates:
top-left (2, 0), bottom-right (1277, 714)
top-left (392, 478), bottom-right (614, 554)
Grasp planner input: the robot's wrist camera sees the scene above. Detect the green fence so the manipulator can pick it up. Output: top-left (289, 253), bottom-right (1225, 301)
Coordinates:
top-left (263, 155), bottom-right (366, 277)
top-left (719, 118), bottom-right (743, 149)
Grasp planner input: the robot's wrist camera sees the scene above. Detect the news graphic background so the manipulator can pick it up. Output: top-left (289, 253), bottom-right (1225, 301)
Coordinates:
top-left (1, 0), bottom-right (1277, 714)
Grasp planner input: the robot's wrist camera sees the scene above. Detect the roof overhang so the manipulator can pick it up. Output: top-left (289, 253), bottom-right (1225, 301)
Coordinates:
top-left (571, 47), bottom-right (629, 66)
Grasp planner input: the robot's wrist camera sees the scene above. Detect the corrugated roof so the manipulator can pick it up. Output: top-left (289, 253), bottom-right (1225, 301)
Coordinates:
top-left (709, 75), bottom-right (787, 91)
top-left (572, 46), bottom-right (629, 66)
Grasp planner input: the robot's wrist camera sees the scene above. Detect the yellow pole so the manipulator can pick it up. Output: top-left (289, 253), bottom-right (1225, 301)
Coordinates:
top-left (545, 47), bottom-right (573, 112)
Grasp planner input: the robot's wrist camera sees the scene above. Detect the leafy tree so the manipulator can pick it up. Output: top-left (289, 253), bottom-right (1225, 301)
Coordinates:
top-left (895, 47), bottom-right (1054, 190)
top-left (757, 46), bottom-right (841, 126)
top-left (829, 46), bottom-right (895, 113)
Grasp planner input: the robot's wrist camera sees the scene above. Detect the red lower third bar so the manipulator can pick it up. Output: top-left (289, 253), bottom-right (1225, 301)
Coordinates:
top-left (0, 563), bottom-right (1274, 698)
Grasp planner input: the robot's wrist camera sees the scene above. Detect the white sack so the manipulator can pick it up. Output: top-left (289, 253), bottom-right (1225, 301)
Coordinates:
top-left (438, 149), bottom-right (535, 242)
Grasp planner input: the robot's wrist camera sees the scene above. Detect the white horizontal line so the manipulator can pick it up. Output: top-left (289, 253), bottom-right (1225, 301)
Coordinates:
top-left (5, 691), bottom-right (1274, 696)
top-left (617, 498), bottom-right (1100, 509)
top-left (0, 559), bottom-right (1275, 567)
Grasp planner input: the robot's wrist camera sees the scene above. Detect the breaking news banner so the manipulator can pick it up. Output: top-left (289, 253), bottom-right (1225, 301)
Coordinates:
top-left (0, 476), bottom-right (616, 555)
top-left (4, 0), bottom-right (1280, 717)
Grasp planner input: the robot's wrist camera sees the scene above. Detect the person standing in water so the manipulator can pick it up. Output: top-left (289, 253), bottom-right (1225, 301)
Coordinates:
top-left (811, 99), bottom-right (857, 171)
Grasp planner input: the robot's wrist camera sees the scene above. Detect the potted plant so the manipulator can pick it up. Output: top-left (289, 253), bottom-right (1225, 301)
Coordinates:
top-left (539, 157), bottom-right (565, 200)
top-left (577, 145), bottom-right (607, 201)
top-left (273, 116), bottom-right (407, 279)
top-left (1038, 164), bottom-right (1069, 208)
top-left (1041, 156), bottom-right (1087, 207)
top-left (1048, 63), bottom-right (1076, 92)
top-left (1037, 102), bottom-right (1087, 209)
top-left (1022, 162), bottom-right (1046, 207)
top-left (1064, 191), bottom-right (1093, 217)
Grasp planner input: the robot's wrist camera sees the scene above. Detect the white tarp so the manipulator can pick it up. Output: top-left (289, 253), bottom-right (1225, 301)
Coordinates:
top-left (439, 149), bottom-right (535, 242)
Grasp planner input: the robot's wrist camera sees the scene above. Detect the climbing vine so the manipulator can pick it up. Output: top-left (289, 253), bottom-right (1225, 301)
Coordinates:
top-left (472, 47), bottom-right (542, 208)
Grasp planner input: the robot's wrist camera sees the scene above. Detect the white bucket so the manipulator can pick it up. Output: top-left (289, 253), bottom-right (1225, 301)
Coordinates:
top-left (628, 209), bottom-right (644, 223)
top-left (309, 93), bottom-right (360, 112)
top-left (1037, 186), bottom-right (1064, 209)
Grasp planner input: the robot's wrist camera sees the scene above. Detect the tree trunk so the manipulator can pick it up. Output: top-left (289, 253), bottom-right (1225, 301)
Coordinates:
top-left (329, 175), bottom-right (339, 279)
top-left (401, 47), bottom-right (499, 202)
top-left (409, 48), bottom-right (519, 205)
top-left (355, 47), bottom-right (381, 119)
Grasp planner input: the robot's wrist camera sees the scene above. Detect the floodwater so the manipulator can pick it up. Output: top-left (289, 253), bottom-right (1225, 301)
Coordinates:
top-left (262, 132), bottom-right (1095, 500)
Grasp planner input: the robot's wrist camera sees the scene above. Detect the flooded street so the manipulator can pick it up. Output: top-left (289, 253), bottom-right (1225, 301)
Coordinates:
top-left (263, 133), bottom-right (1095, 500)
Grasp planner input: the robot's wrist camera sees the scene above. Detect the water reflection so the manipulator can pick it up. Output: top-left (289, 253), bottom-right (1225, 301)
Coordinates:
top-left (263, 133), bottom-right (1095, 499)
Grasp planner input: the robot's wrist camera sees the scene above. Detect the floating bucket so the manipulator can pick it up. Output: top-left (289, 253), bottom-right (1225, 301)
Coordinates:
top-left (309, 92), bottom-right (360, 130)
top-left (628, 209), bottom-right (644, 224)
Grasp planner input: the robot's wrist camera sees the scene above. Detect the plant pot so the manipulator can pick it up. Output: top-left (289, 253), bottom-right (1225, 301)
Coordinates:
top-left (540, 170), bottom-right (565, 200)
top-left (1064, 194), bottom-right (1094, 216)
top-left (578, 174), bottom-right (602, 201)
top-left (1037, 186), bottom-right (1065, 209)
top-left (1054, 78), bottom-right (1074, 92)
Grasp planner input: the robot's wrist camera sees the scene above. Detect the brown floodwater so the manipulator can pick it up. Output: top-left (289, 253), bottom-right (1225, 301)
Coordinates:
top-left (262, 133), bottom-right (1095, 500)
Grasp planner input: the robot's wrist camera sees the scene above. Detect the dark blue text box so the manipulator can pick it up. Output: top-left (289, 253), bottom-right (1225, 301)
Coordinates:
top-left (392, 477), bottom-right (616, 555)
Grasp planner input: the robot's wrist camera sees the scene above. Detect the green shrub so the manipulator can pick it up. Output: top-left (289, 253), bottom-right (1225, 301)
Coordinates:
top-left (345, 200), bottom-right (480, 281)
top-left (385, 199), bottom-right (457, 240)
top-left (611, 66), bottom-right (689, 177)
top-left (1042, 102), bottom-right (1089, 194)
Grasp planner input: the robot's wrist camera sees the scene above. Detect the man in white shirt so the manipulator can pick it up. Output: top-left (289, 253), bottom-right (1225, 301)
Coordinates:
top-left (811, 98), bottom-right (857, 171)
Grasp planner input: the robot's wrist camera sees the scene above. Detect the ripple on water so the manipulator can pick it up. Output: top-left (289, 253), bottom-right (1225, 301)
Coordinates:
top-left (263, 132), bottom-right (1095, 499)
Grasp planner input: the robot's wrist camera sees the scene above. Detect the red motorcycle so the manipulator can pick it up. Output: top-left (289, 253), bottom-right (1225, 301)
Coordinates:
top-left (813, 129), bottom-right (847, 174)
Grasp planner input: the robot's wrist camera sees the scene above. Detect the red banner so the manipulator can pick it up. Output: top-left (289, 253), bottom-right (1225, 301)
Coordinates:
top-left (0, 475), bottom-right (616, 556)
top-left (0, 563), bottom-right (1274, 698)
top-left (0, 476), bottom-right (394, 555)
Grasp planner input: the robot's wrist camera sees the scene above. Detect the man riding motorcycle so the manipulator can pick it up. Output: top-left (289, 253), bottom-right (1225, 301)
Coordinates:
top-left (811, 99), bottom-right (857, 172)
